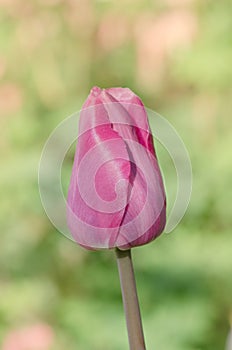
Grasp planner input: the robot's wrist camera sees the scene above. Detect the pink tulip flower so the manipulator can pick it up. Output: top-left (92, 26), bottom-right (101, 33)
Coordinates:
top-left (67, 87), bottom-right (166, 250)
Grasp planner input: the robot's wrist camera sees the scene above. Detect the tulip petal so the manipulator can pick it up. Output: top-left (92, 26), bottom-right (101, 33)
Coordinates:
top-left (103, 88), bottom-right (156, 156)
top-left (67, 88), bottom-right (132, 249)
top-left (100, 88), bottom-right (166, 248)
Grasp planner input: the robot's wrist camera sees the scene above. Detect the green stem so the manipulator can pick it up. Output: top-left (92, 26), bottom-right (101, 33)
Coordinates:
top-left (115, 248), bottom-right (146, 350)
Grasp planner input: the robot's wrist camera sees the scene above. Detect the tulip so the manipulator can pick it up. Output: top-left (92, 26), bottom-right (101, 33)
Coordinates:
top-left (67, 86), bottom-right (166, 350)
top-left (67, 86), bottom-right (166, 250)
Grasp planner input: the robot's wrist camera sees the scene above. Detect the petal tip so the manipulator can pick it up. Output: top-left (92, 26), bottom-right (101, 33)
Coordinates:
top-left (91, 86), bottom-right (102, 97)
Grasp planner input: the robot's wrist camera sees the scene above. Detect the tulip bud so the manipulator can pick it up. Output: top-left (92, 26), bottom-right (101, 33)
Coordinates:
top-left (67, 87), bottom-right (166, 250)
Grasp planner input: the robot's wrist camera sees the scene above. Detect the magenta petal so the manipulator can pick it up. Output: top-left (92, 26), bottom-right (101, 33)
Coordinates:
top-left (67, 89), bottom-right (132, 249)
top-left (102, 88), bottom-right (157, 156)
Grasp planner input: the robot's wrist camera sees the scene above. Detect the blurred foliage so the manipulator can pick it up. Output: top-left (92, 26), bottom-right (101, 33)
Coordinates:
top-left (0, 0), bottom-right (232, 349)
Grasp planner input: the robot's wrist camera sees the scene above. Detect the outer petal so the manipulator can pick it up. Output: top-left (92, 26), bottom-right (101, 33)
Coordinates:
top-left (67, 87), bottom-right (131, 249)
top-left (100, 88), bottom-right (166, 248)
top-left (103, 88), bottom-right (156, 156)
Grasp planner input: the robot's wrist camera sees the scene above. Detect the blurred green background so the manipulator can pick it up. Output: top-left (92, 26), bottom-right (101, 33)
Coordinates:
top-left (0, 0), bottom-right (232, 349)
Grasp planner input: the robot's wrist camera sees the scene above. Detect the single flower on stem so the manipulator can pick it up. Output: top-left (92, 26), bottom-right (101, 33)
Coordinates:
top-left (67, 86), bottom-right (166, 349)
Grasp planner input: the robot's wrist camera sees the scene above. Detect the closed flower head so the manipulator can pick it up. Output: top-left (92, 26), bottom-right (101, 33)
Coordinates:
top-left (67, 87), bottom-right (166, 250)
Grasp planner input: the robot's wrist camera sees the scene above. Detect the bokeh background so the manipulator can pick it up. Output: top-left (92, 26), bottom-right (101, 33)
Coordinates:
top-left (0, 0), bottom-right (232, 349)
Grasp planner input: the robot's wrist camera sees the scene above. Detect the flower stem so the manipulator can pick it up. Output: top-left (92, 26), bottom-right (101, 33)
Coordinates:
top-left (115, 248), bottom-right (146, 350)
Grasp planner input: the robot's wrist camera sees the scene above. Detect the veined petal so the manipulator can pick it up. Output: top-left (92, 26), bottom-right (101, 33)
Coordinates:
top-left (116, 137), bottom-right (166, 249)
top-left (99, 88), bottom-right (166, 248)
top-left (103, 88), bottom-right (156, 156)
top-left (67, 88), bottom-right (132, 249)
